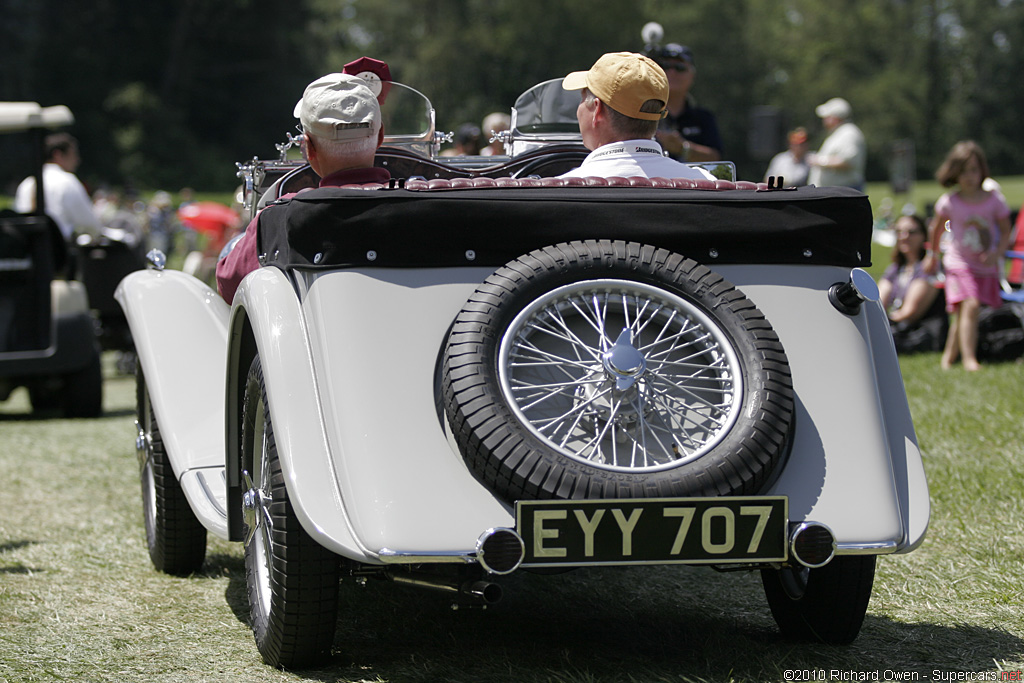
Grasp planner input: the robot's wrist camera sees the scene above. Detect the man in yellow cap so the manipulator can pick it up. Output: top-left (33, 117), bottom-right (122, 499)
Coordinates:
top-left (559, 52), bottom-right (713, 180)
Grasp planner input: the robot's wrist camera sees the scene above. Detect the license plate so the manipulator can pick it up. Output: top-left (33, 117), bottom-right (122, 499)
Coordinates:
top-left (516, 496), bottom-right (788, 567)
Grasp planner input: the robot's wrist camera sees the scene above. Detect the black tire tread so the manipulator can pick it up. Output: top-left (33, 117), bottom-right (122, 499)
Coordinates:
top-left (442, 240), bottom-right (795, 504)
top-left (242, 357), bottom-right (339, 669)
top-left (761, 555), bottom-right (877, 645)
top-left (137, 368), bottom-right (207, 575)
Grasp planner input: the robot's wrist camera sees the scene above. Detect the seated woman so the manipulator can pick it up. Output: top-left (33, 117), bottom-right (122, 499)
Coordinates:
top-left (878, 214), bottom-right (948, 353)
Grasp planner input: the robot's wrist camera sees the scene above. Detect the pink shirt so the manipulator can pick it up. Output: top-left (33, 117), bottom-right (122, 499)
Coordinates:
top-left (215, 166), bottom-right (390, 303)
top-left (934, 190), bottom-right (1010, 276)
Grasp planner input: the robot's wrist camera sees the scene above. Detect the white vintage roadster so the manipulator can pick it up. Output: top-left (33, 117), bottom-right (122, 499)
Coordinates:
top-left (116, 75), bottom-right (929, 668)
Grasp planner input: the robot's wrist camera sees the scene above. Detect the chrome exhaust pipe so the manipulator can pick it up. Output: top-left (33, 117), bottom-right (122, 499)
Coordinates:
top-left (462, 580), bottom-right (503, 605)
top-left (789, 522), bottom-right (836, 568)
top-left (476, 528), bottom-right (525, 575)
top-left (385, 570), bottom-right (503, 606)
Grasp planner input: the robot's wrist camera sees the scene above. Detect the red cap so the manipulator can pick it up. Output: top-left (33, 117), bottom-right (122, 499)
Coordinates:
top-left (343, 57), bottom-right (392, 104)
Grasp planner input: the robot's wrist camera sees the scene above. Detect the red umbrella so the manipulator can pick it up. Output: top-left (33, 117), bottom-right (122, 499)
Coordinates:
top-left (177, 201), bottom-right (239, 237)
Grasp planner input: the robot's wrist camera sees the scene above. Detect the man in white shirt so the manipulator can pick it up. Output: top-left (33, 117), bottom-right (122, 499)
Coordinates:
top-left (806, 97), bottom-right (866, 190)
top-left (14, 133), bottom-right (101, 240)
top-left (764, 127), bottom-right (810, 187)
top-left (558, 52), bottom-right (713, 180)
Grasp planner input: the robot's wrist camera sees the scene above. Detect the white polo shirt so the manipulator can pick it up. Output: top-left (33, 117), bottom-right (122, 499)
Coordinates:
top-left (559, 140), bottom-right (715, 180)
top-left (14, 163), bottom-right (101, 239)
top-left (807, 122), bottom-right (866, 189)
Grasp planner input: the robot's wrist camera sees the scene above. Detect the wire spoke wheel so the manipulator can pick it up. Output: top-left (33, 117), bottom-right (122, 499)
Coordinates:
top-left (444, 241), bottom-right (794, 503)
top-left (244, 393), bottom-right (274, 622)
top-left (499, 279), bottom-right (742, 472)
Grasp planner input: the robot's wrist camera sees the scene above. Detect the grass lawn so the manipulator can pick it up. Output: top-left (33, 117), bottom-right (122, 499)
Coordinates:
top-left (2, 346), bottom-right (1023, 682)
top-left (866, 176), bottom-right (1024, 221)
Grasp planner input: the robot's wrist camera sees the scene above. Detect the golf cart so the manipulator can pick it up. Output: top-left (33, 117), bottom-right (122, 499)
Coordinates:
top-left (0, 102), bottom-right (103, 417)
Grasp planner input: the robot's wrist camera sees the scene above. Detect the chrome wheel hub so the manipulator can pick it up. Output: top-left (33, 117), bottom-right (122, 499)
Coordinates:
top-left (244, 398), bottom-right (274, 613)
top-left (603, 328), bottom-right (648, 391)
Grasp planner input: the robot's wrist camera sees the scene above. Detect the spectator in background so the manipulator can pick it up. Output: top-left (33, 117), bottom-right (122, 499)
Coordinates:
top-left (763, 127), bottom-right (810, 187)
top-left (14, 132), bottom-right (100, 241)
top-left (441, 123), bottom-right (482, 156)
top-left (878, 214), bottom-right (948, 353)
top-left (557, 52), bottom-right (714, 180)
top-left (177, 187), bottom-right (199, 255)
top-left (480, 112), bottom-right (510, 156)
top-left (146, 190), bottom-right (177, 255)
top-left (1007, 207), bottom-right (1024, 287)
top-left (923, 140), bottom-right (1011, 371)
top-left (807, 97), bottom-right (866, 190)
top-left (94, 189), bottom-right (144, 249)
top-left (644, 43), bottom-right (722, 162)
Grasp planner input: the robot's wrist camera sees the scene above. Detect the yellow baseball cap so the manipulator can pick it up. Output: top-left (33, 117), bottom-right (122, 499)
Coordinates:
top-left (562, 52), bottom-right (668, 121)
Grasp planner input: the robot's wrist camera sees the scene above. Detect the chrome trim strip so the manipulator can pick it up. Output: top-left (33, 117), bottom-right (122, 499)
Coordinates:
top-left (195, 469), bottom-right (227, 519)
top-left (377, 549), bottom-right (478, 565)
top-left (378, 540), bottom-right (899, 564)
top-left (835, 541), bottom-right (899, 555)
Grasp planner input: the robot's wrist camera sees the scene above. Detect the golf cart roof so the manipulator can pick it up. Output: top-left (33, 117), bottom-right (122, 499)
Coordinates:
top-left (0, 102), bottom-right (74, 133)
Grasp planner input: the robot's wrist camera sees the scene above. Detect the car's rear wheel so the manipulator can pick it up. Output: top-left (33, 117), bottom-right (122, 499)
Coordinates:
top-left (443, 240), bottom-right (794, 503)
top-left (760, 555), bottom-right (876, 644)
top-left (241, 355), bottom-right (339, 668)
top-left (136, 367), bottom-right (206, 575)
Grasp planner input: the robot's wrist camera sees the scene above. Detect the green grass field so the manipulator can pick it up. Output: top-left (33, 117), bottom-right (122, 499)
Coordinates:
top-left (2, 346), bottom-right (1022, 682)
top-left (866, 175), bottom-right (1024, 221)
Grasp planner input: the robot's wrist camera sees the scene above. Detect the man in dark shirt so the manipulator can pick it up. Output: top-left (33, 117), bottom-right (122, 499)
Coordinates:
top-left (216, 73), bottom-right (390, 303)
top-left (646, 43), bottom-right (723, 162)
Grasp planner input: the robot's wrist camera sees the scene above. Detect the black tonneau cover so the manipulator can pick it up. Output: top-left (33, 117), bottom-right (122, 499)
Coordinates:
top-left (257, 185), bottom-right (872, 271)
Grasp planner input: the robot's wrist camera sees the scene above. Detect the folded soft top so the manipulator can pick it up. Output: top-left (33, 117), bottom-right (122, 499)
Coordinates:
top-left (257, 181), bottom-right (873, 270)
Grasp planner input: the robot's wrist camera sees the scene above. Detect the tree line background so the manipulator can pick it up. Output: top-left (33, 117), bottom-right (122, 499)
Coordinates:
top-left (2, 0), bottom-right (1022, 193)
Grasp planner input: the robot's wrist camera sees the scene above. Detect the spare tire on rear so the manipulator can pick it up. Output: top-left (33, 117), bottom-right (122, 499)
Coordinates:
top-left (442, 240), bottom-right (794, 504)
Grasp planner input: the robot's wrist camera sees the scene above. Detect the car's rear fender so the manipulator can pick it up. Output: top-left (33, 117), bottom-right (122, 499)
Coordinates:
top-left (718, 264), bottom-right (929, 555)
top-left (227, 267), bottom-right (518, 562)
top-left (296, 267), bottom-right (516, 558)
top-left (114, 269), bottom-right (230, 496)
top-left (225, 267), bottom-right (379, 561)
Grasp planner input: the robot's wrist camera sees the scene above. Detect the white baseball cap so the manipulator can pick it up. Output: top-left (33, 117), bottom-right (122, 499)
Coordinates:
top-left (294, 73), bottom-right (380, 141)
top-left (815, 97), bottom-right (852, 120)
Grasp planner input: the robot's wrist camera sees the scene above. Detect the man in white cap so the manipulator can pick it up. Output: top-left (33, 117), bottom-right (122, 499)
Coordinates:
top-left (558, 52), bottom-right (713, 180)
top-left (216, 73), bottom-right (390, 303)
top-left (807, 97), bottom-right (866, 190)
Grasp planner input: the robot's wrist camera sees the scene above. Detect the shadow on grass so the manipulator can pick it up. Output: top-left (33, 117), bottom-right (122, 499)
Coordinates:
top-left (0, 408), bottom-right (64, 422)
top-left (0, 539), bottom-right (46, 574)
top-left (199, 555), bottom-right (1023, 681)
top-left (0, 410), bottom-right (137, 423)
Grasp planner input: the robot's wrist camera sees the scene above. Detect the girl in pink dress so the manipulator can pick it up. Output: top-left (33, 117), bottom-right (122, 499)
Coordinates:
top-left (923, 141), bottom-right (1011, 370)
